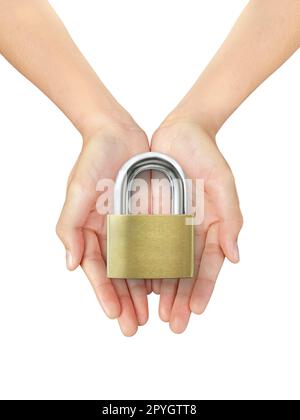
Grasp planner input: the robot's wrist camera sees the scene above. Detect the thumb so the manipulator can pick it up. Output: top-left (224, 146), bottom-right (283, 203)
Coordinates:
top-left (219, 217), bottom-right (243, 263)
top-left (208, 170), bottom-right (243, 263)
top-left (56, 181), bottom-right (95, 270)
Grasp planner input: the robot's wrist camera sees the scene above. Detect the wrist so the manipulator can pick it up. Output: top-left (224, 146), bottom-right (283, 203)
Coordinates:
top-left (159, 107), bottom-right (219, 139)
top-left (161, 72), bottom-right (238, 137)
top-left (161, 115), bottom-right (215, 139)
top-left (78, 108), bottom-right (142, 143)
top-left (161, 95), bottom-right (224, 138)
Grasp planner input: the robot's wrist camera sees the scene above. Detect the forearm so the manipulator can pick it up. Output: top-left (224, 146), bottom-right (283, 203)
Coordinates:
top-left (0, 0), bottom-right (130, 137)
top-left (166, 0), bottom-right (300, 135)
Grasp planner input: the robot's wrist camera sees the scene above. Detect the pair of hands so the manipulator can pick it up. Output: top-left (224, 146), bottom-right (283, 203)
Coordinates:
top-left (2, 0), bottom-right (298, 335)
top-left (56, 114), bottom-right (243, 336)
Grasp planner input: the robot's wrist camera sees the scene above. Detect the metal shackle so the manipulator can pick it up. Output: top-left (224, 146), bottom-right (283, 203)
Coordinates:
top-left (113, 152), bottom-right (188, 215)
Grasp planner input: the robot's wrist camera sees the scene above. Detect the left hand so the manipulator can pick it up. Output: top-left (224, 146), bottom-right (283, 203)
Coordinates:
top-left (151, 120), bottom-right (243, 333)
top-left (56, 118), bottom-right (151, 336)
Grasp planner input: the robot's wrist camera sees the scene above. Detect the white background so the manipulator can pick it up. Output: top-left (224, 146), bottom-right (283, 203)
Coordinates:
top-left (0, 0), bottom-right (299, 400)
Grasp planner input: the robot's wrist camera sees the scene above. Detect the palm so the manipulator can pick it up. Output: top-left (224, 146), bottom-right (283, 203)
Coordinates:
top-left (151, 122), bottom-right (242, 333)
top-left (71, 134), bottom-right (138, 239)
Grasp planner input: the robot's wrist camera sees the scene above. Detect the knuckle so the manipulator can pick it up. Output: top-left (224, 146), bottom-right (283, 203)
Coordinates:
top-left (55, 222), bottom-right (64, 239)
top-left (234, 211), bottom-right (244, 231)
top-left (205, 242), bottom-right (223, 257)
top-left (201, 275), bottom-right (217, 286)
top-left (83, 249), bottom-right (102, 263)
top-left (67, 178), bottom-right (95, 203)
top-left (67, 179), bottom-right (86, 197)
top-left (222, 166), bottom-right (235, 184)
top-left (237, 213), bottom-right (244, 229)
top-left (55, 220), bottom-right (70, 243)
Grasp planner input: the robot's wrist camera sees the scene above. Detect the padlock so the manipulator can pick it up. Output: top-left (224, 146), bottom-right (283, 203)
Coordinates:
top-left (107, 152), bottom-right (194, 279)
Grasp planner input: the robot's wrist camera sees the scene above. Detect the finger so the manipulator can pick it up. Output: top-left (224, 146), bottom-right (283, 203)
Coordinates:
top-left (158, 279), bottom-right (178, 322)
top-left (99, 216), bottom-right (140, 334)
top-left (166, 229), bottom-right (204, 331)
top-left (169, 278), bottom-right (194, 334)
top-left (152, 279), bottom-right (162, 295)
top-left (127, 279), bottom-right (149, 326)
top-left (190, 223), bottom-right (225, 315)
top-left (145, 279), bottom-right (152, 295)
top-left (112, 279), bottom-right (139, 337)
top-left (208, 172), bottom-right (243, 263)
top-left (56, 181), bottom-right (96, 270)
top-left (81, 229), bottom-right (121, 319)
top-left (219, 217), bottom-right (242, 263)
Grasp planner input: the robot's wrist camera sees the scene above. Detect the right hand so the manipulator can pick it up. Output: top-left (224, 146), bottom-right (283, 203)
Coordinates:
top-left (151, 120), bottom-right (243, 333)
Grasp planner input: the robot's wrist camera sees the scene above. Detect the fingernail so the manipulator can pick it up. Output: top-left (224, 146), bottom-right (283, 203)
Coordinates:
top-left (231, 243), bottom-right (240, 263)
top-left (190, 299), bottom-right (206, 315)
top-left (101, 301), bottom-right (121, 319)
top-left (66, 250), bottom-right (73, 270)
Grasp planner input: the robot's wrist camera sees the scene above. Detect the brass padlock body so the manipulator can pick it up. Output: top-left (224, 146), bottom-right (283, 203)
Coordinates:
top-left (107, 214), bottom-right (194, 279)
